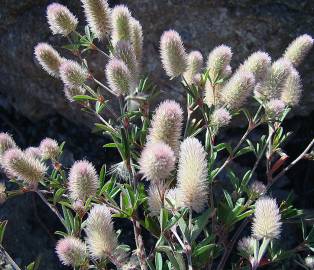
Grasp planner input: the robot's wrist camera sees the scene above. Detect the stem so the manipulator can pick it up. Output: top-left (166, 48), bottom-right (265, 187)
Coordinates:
top-left (187, 208), bottom-right (193, 270)
top-left (132, 217), bottom-right (147, 270)
top-left (92, 77), bottom-right (117, 97)
top-left (0, 244), bottom-right (22, 270)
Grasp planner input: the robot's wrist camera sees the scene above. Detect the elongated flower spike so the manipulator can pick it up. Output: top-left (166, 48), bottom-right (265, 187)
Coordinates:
top-left (147, 100), bottom-right (183, 154)
top-left (1, 148), bottom-right (47, 185)
top-left (0, 133), bottom-right (16, 156)
top-left (59, 60), bottom-right (89, 88)
top-left (106, 58), bottom-right (132, 96)
top-left (85, 204), bottom-right (118, 259)
top-left (183, 51), bottom-right (203, 85)
top-left (210, 107), bottom-right (231, 128)
top-left (207, 45), bottom-right (232, 80)
top-left (252, 196), bottom-right (282, 240)
top-left (56, 236), bottom-right (87, 267)
top-left (281, 67), bottom-right (302, 107)
top-left (256, 58), bottom-right (292, 100)
top-left (46, 3), bottom-right (78, 36)
top-left (39, 138), bottom-right (59, 160)
top-left (221, 71), bottom-right (255, 110)
top-left (177, 137), bottom-right (208, 212)
top-left (237, 236), bottom-right (255, 256)
top-left (139, 142), bottom-right (175, 183)
top-left (81, 0), bottom-right (111, 40)
top-left (64, 86), bottom-right (86, 102)
top-left (160, 30), bottom-right (187, 78)
top-left (34, 43), bottom-right (63, 78)
top-left (68, 160), bottom-right (98, 202)
top-left (283, 34), bottom-right (314, 67)
top-left (239, 51), bottom-right (271, 82)
top-left (111, 5), bottom-right (132, 46)
top-left (130, 18), bottom-right (143, 62)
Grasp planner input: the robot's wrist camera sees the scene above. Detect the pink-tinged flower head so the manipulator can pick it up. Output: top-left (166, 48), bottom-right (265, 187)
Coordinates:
top-left (256, 58), bottom-right (292, 100)
top-left (265, 99), bottom-right (285, 118)
top-left (63, 86), bottom-right (86, 102)
top-left (239, 51), bottom-right (271, 82)
top-left (34, 43), bottom-right (63, 78)
top-left (25, 147), bottom-right (42, 160)
top-left (281, 67), bottom-right (302, 107)
top-left (39, 138), bottom-right (59, 160)
top-left (111, 5), bottom-right (132, 46)
top-left (211, 107), bottom-right (231, 127)
top-left (81, 0), bottom-right (111, 40)
top-left (130, 18), bottom-right (143, 62)
top-left (85, 204), bottom-right (118, 259)
top-left (177, 137), bottom-right (208, 212)
top-left (252, 196), bottom-right (282, 240)
top-left (221, 71), bottom-right (255, 110)
top-left (56, 236), bottom-right (87, 266)
top-left (59, 60), bottom-right (88, 88)
top-left (1, 148), bottom-right (47, 184)
top-left (106, 58), bottom-right (131, 96)
top-left (283, 34), bottom-right (314, 67)
top-left (0, 133), bottom-right (16, 156)
top-left (183, 51), bottom-right (203, 84)
top-left (147, 100), bottom-right (183, 154)
top-left (68, 160), bottom-right (98, 201)
top-left (46, 3), bottom-right (78, 36)
top-left (0, 182), bottom-right (6, 204)
top-left (237, 236), bottom-right (255, 256)
top-left (160, 30), bottom-right (187, 78)
top-left (139, 142), bottom-right (175, 183)
top-left (249, 181), bottom-right (266, 198)
top-left (207, 45), bottom-right (232, 79)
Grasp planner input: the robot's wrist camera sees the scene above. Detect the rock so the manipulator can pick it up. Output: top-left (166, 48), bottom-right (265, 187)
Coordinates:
top-left (1, 0), bottom-right (314, 126)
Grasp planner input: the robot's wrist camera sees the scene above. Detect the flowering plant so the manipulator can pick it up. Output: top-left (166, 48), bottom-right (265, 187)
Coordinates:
top-left (1, 1), bottom-right (314, 269)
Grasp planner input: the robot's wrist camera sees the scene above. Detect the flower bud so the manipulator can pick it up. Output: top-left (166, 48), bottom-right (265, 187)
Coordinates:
top-left (160, 30), bottom-right (187, 78)
top-left (59, 60), bottom-right (88, 88)
top-left (210, 107), bottom-right (231, 127)
top-left (39, 138), bottom-right (59, 160)
top-left (0, 182), bottom-right (7, 204)
top-left (34, 43), bottom-right (63, 78)
top-left (283, 34), bottom-right (314, 67)
top-left (106, 58), bottom-right (131, 96)
top-left (249, 181), bottom-right (266, 198)
top-left (237, 236), bottom-right (255, 256)
top-left (305, 256), bottom-right (314, 269)
top-left (130, 18), bottom-right (143, 62)
top-left (207, 45), bottom-right (232, 79)
top-left (147, 100), bottom-right (183, 154)
top-left (46, 3), bottom-right (78, 36)
top-left (68, 160), bottom-right (98, 202)
top-left (0, 133), bottom-right (16, 156)
top-left (183, 51), bottom-right (203, 85)
top-left (81, 0), bottom-right (111, 40)
top-left (63, 86), bottom-right (86, 102)
top-left (265, 99), bottom-right (285, 118)
top-left (111, 5), bottom-right (132, 46)
top-left (139, 142), bottom-right (175, 183)
top-left (177, 137), bottom-right (208, 212)
top-left (280, 67), bottom-right (302, 107)
top-left (252, 196), bottom-right (282, 240)
top-left (56, 236), bottom-right (87, 266)
top-left (85, 204), bottom-right (118, 259)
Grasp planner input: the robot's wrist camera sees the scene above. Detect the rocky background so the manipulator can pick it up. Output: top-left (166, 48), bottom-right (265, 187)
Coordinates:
top-left (0, 0), bottom-right (314, 269)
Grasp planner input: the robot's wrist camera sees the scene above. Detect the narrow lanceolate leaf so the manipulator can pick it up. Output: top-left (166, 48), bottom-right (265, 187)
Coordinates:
top-left (0, 220), bottom-right (8, 244)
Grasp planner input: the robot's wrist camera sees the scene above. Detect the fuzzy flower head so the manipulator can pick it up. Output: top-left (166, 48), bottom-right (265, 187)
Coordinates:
top-left (64, 86), bottom-right (86, 102)
top-left (211, 107), bottom-right (231, 128)
top-left (46, 3), bottom-right (78, 36)
top-left (221, 71), bottom-right (255, 110)
top-left (60, 60), bottom-right (88, 88)
top-left (252, 196), bottom-right (282, 240)
top-left (256, 58), bottom-right (292, 100)
top-left (81, 0), bottom-right (111, 40)
top-left (160, 30), bottom-right (187, 78)
top-left (106, 58), bottom-right (131, 96)
top-left (305, 256), bottom-right (314, 269)
top-left (281, 67), bottom-right (302, 107)
top-left (0, 133), bottom-right (16, 156)
top-left (237, 236), bottom-right (255, 256)
top-left (1, 148), bottom-right (47, 184)
top-left (39, 138), bottom-right (59, 160)
top-left (139, 142), bottom-right (175, 183)
top-left (283, 34), bottom-right (314, 67)
top-left (204, 80), bottom-right (224, 107)
top-left (207, 45), bottom-right (232, 79)
top-left (183, 51), bottom-right (203, 85)
top-left (85, 204), bottom-right (118, 259)
top-left (265, 99), bottom-right (285, 118)
top-left (111, 5), bottom-right (132, 46)
top-left (177, 137), bottom-right (208, 212)
top-left (249, 181), bottom-right (266, 198)
top-left (0, 182), bottom-right (6, 204)
top-left (56, 236), bottom-right (87, 266)
top-left (130, 18), bottom-right (143, 62)
top-left (34, 43), bottom-right (63, 78)
top-left (25, 147), bottom-right (42, 160)
top-left (239, 51), bottom-right (271, 82)
top-left (68, 160), bottom-right (98, 202)
top-left (147, 100), bottom-right (183, 154)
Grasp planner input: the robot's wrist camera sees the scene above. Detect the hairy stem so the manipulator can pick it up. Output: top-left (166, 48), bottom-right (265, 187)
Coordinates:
top-left (0, 244), bottom-right (22, 270)
top-left (132, 217), bottom-right (147, 270)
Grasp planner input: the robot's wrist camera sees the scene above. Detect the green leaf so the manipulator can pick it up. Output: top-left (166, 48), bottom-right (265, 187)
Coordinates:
top-left (160, 208), bottom-right (169, 232)
top-left (165, 208), bottom-right (188, 231)
top-left (103, 143), bottom-right (117, 148)
top-left (191, 208), bottom-right (212, 242)
top-left (223, 190), bottom-right (233, 209)
top-left (53, 188), bottom-right (66, 205)
top-left (73, 95), bottom-right (97, 101)
top-left (155, 252), bottom-right (163, 270)
top-left (0, 220), bottom-right (8, 244)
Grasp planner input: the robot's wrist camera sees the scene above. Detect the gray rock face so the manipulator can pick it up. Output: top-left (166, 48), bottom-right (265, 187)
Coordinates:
top-left (1, 0), bottom-right (314, 125)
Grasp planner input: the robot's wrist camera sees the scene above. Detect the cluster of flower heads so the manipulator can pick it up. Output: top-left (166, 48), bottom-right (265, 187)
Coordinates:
top-left (35, 0), bottom-right (143, 101)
